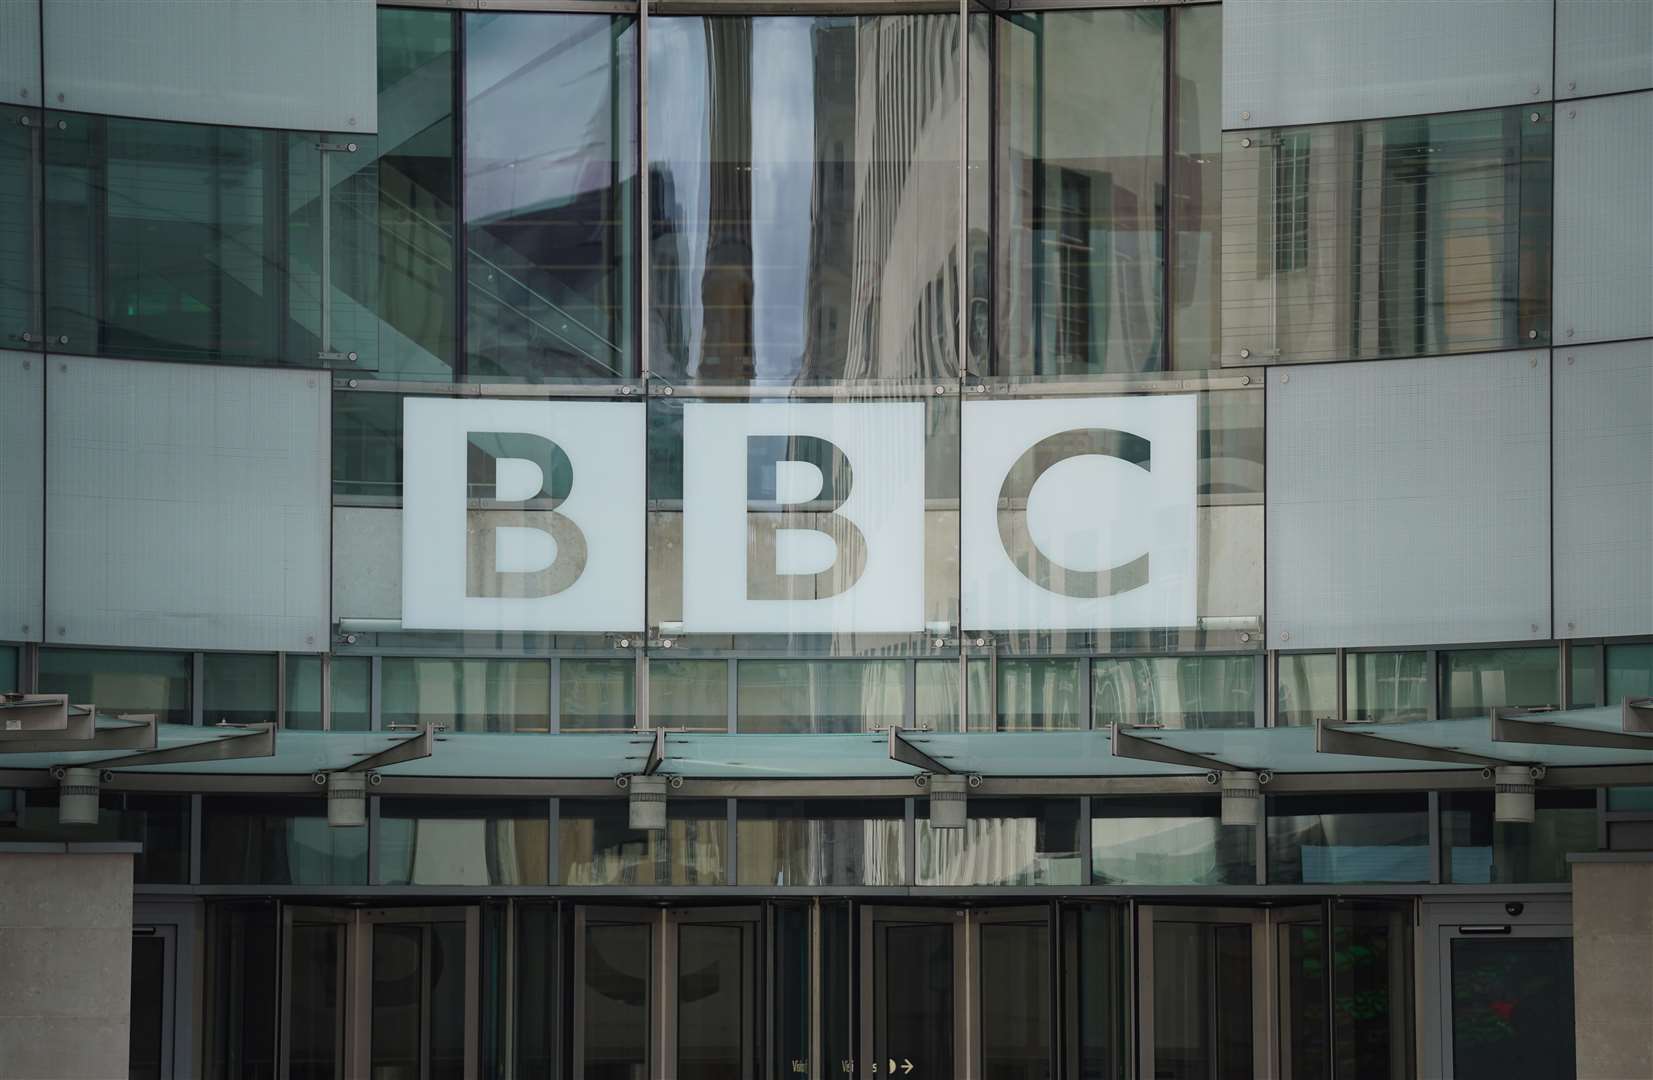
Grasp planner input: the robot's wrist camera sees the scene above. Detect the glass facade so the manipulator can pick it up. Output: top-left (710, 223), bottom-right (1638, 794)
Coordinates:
top-left (38, 648), bottom-right (192, 725)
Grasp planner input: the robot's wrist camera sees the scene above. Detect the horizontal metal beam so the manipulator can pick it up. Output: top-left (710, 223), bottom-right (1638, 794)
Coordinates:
top-left (341, 725), bottom-right (436, 774)
top-left (888, 729), bottom-right (951, 774)
top-left (1111, 725), bottom-right (1235, 772)
top-left (1316, 717), bottom-right (1508, 768)
top-left (0, 717), bottom-right (156, 756)
top-left (95, 724), bottom-right (276, 770)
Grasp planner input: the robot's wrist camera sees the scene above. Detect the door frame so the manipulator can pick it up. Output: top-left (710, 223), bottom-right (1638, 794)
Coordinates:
top-left (572, 904), bottom-right (659, 1080)
top-left (1271, 903), bottom-right (1327, 1080)
top-left (1135, 904), bottom-right (1272, 1080)
top-left (133, 899), bottom-right (197, 1080)
top-left (1419, 898), bottom-right (1573, 1079)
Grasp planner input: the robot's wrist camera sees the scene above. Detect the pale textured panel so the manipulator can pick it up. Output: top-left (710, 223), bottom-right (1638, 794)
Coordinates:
top-left (1557, 0), bottom-right (1653, 98)
top-left (1554, 91), bottom-right (1653, 345)
top-left (0, 351), bottom-right (43, 641)
top-left (1267, 352), bottom-right (1551, 650)
top-left (46, 357), bottom-right (330, 652)
top-left (333, 505), bottom-right (401, 621)
top-left (1554, 341), bottom-right (1653, 639)
top-left (1223, 0), bottom-right (1553, 129)
top-left (42, 0), bottom-right (376, 132)
top-left (0, 0), bottom-right (40, 106)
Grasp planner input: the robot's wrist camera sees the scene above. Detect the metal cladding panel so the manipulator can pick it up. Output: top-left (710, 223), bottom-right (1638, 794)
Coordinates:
top-left (1, 0), bottom-right (40, 107)
top-left (1554, 90), bottom-right (1653, 346)
top-left (1554, 341), bottom-right (1653, 639)
top-left (45, 357), bottom-right (330, 652)
top-left (1267, 352), bottom-right (1552, 651)
top-left (41, 0), bottom-right (376, 132)
top-left (1222, 0), bottom-right (1553, 130)
top-left (1557, 0), bottom-right (1653, 98)
top-left (0, 351), bottom-right (43, 642)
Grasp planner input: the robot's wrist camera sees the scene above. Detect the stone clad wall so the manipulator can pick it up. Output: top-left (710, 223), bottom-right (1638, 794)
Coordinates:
top-left (1571, 856), bottom-right (1653, 1080)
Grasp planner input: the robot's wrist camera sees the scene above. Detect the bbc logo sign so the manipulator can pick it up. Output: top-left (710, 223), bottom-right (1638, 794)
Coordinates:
top-left (402, 396), bottom-right (1197, 634)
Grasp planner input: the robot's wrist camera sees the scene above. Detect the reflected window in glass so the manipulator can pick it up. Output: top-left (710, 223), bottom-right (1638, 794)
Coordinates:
top-left (12, 792), bottom-right (189, 884)
top-left (1169, 5), bottom-right (1222, 370)
top-left (1607, 643), bottom-right (1653, 703)
top-left (1092, 797), bottom-right (1254, 885)
top-left (203, 653), bottom-right (277, 726)
top-left (650, 659), bottom-right (727, 732)
top-left (558, 798), bottom-right (726, 885)
top-left (201, 796), bottom-right (368, 885)
top-left (737, 798), bottom-right (906, 886)
top-left (736, 659), bottom-right (904, 733)
top-left (561, 658), bottom-right (636, 732)
top-left (1440, 789), bottom-right (1597, 883)
top-left (1093, 655), bottom-right (1256, 729)
top-left (38, 648), bottom-right (192, 725)
top-left (1267, 794), bottom-right (1430, 884)
top-left (378, 797), bottom-right (549, 885)
top-left (917, 797), bottom-right (1084, 886)
top-left (0, 644), bottom-right (17, 693)
top-left (1276, 653), bottom-right (1337, 726)
top-left (1346, 651), bottom-right (1429, 724)
top-left (1439, 647), bottom-right (1560, 719)
top-left (464, 13), bottom-right (637, 382)
top-left (284, 655), bottom-right (369, 732)
top-left (381, 657), bottom-right (551, 732)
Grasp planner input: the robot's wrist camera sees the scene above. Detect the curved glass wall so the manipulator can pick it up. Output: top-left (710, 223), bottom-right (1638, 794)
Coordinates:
top-left (647, 14), bottom-right (960, 386)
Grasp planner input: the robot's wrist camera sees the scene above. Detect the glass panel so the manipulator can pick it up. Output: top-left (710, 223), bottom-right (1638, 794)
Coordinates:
top-left (0, 643), bottom-right (17, 692)
top-left (1221, 105), bottom-right (1552, 365)
top-left (993, 9), bottom-right (1165, 378)
top-left (288, 922), bottom-right (343, 1080)
top-left (332, 655), bottom-right (372, 731)
top-left (650, 659), bottom-right (727, 731)
top-left (1569, 643), bottom-right (1599, 707)
top-left (771, 903), bottom-right (810, 1079)
top-left (1092, 797), bottom-right (1254, 885)
top-left (735, 659), bottom-right (905, 733)
top-left (333, 390), bottom-right (403, 498)
top-left (1151, 919), bottom-right (1254, 1080)
top-left (378, 797), bottom-right (549, 885)
top-left (1440, 648), bottom-right (1560, 718)
top-left (203, 653), bottom-right (277, 725)
top-left (677, 923), bottom-right (749, 1080)
top-left (647, 393), bottom-right (960, 658)
top-left (821, 901), bottom-right (854, 1077)
top-left (381, 657), bottom-right (551, 732)
top-left (38, 647), bottom-right (192, 725)
top-left (375, 8), bottom-right (458, 380)
top-left (207, 902), bottom-right (278, 1080)
top-left (1606, 643), bottom-right (1653, 702)
top-left (1, 105), bottom-right (41, 347)
top-left (998, 658), bottom-right (1086, 731)
top-left (514, 905), bottom-right (558, 1076)
top-left (1607, 786), bottom-right (1653, 812)
top-left (1441, 789), bottom-right (1598, 883)
top-left (583, 921), bottom-right (650, 1078)
top-left (429, 922), bottom-right (467, 1080)
top-left (10, 792), bottom-right (188, 884)
top-left (917, 797), bottom-right (1083, 886)
top-left (559, 799), bottom-right (725, 885)
top-left (201, 796), bottom-right (368, 885)
top-left (561, 658), bottom-right (635, 732)
top-left (1267, 795), bottom-right (1430, 884)
top-left (284, 655), bottom-right (324, 730)
top-left (1277, 652), bottom-right (1337, 726)
top-left (464, 13), bottom-right (637, 382)
top-left (914, 658), bottom-right (990, 732)
top-left (736, 798), bottom-right (905, 886)
top-left (44, 111), bottom-right (379, 367)
top-left (649, 14), bottom-right (960, 385)
top-left (1450, 937), bottom-right (1575, 1080)
top-left (129, 934), bottom-right (166, 1080)
top-left (371, 925), bottom-right (423, 1079)
top-left (1346, 651), bottom-right (1429, 724)
top-left (1331, 903), bottom-right (1413, 1080)
top-left (980, 921), bottom-right (1051, 1080)
top-left (1065, 904), bottom-right (1127, 1080)
top-left (1170, 6), bottom-right (1221, 370)
top-left (1281, 920), bottom-right (1330, 1079)
top-left (1093, 655), bottom-right (1257, 729)
top-left (876, 921), bottom-right (954, 1078)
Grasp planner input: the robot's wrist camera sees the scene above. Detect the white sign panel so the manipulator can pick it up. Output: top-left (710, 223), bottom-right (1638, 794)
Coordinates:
top-left (961, 395), bottom-right (1199, 631)
top-left (402, 397), bottom-right (644, 632)
top-left (681, 400), bottom-right (926, 634)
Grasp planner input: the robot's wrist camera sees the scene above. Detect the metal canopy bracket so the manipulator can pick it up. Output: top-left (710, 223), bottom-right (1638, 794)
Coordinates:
top-left (1315, 716), bottom-right (1507, 768)
top-left (1493, 706), bottom-right (1653, 752)
top-left (1624, 698), bottom-right (1653, 735)
top-left (0, 698), bottom-right (102, 743)
top-left (90, 722), bottom-right (275, 771)
top-left (342, 724), bottom-right (437, 775)
top-left (643, 728), bottom-right (666, 777)
top-left (0, 716), bottom-right (157, 756)
top-left (888, 728), bottom-right (953, 775)
top-left (1111, 725), bottom-right (1237, 773)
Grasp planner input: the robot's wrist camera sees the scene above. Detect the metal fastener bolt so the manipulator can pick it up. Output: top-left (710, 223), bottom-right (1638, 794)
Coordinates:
top-left (1530, 112), bottom-right (1542, 123)
top-left (1532, 85), bottom-right (1541, 95)
top-left (617, 638), bottom-right (630, 648)
top-left (17, 114), bottom-right (29, 126)
top-left (1566, 355), bottom-right (1575, 365)
top-left (1238, 348), bottom-right (1251, 359)
top-left (933, 385), bottom-right (945, 396)
top-left (662, 385), bottom-right (674, 396)
top-left (1240, 110), bottom-right (1250, 121)
top-left (973, 384), bottom-right (986, 394)
top-left (1240, 375), bottom-right (1251, 385)
top-left (1567, 621), bottom-right (1576, 631)
top-left (57, 335), bottom-right (67, 345)
top-left (1530, 356), bottom-right (1539, 368)
top-left (348, 377), bottom-right (359, 388)
top-left (1280, 631), bottom-right (1290, 642)
top-left (56, 93), bottom-right (64, 103)
top-left (1567, 109), bottom-right (1576, 119)
top-left (661, 639), bottom-right (674, 649)
top-left (1240, 137), bottom-right (1252, 149)
top-left (346, 142), bottom-right (358, 153)
top-left (1239, 632), bottom-right (1250, 643)
top-left (56, 626), bottom-right (65, 636)
top-left (348, 117), bottom-right (357, 127)
top-left (1280, 373), bottom-right (1290, 384)
top-left (56, 119), bottom-right (65, 129)
top-left (932, 638), bottom-right (945, 648)
top-left (1567, 81), bottom-right (1576, 92)
top-left (974, 638), bottom-right (986, 647)
top-left (1565, 328), bottom-right (1574, 338)
top-left (1530, 624), bottom-right (1540, 634)
top-left (20, 332), bottom-right (31, 343)
top-left (1527, 329), bottom-right (1538, 340)
top-left (619, 385), bottom-right (634, 396)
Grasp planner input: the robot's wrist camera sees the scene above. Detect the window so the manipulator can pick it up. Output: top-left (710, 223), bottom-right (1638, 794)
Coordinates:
top-left (11, 792), bottom-right (189, 884)
top-left (1093, 655), bottom-right (1257, 729)
top-left (560, 659), bottom-right (635, 732)
top-left (1347, 652), bottom-right (1429, 724)
top-left (284, 655), bottom-right (371, 731)
top-left (1272, 133), bottom-right (1311, 273)
top-left (201, 796), bottom-right (368, 885)
top-left (558, 798), bottom-right (725, 885)
top-left (1169, 4), bottom-right (1222, 370)
top-left (650, 660), bottom-right (727, 732)
top-left (38, 648), bottom-right (192, 725)
top-left (1607, 643), bottom-right (1653, 702)
top-left (1267, 794), bottom-right (1430, 884)
top-left (917, 797), bottom-right (1083, 886)
top-left (737, 799), bottom-right (906, 886)
top-left (1092, 796), bottom-right (1254, 885)
top-left (1, 105), bottom-right (41, 348)
top-left (381, 657), bottom-right (551, 732)
top-left (378, 798), bottom-right (549, 885)
top-left (202, 653), bottom-right (277, 726)
top-left (1276, 653), bottom-right (1337, 726)
top-left (1440, 789), bottom-right (1597, 883)
top-left (0, 643), bottom-right (17, 693)
top-left (736, 659), bottom-right (904, 734)
top-left (1439, 648), bottom-right (1562, 719)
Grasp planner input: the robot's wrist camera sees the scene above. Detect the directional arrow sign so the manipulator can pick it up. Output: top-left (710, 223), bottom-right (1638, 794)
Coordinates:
top-left (902, 1060), bottom-right (915, 1075)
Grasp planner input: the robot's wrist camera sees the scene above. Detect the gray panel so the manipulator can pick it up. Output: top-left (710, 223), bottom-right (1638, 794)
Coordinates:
top-left (1554, 341), bottom-right (1653, 639)
top-left (332, 506), bottom-right (401, 621)
top-left (42, 0), bottom-right (375, 133)
top-left (1557, 0), bottom-right (1653, 98)
top-left (0, 351), bottom-right (43, 642)
top-left (0, 0), bottom-right (40, 107)
top-left (1554, 91), bottom-right (1653, 346)
top-left (1267, 352), bottom-right (1551, 651)
top-left (1222, 0), bottom-right (1553, 130)
top-left (45, 357), bottom-right (330, 652)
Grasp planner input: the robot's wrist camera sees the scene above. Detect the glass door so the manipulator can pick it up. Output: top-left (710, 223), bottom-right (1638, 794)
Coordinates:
top-left (973, 907), bottom-right (1055, 1080)
top-left (130, 924), bottom-right (177, 1080)
top-left (1434, 918), bottom-right (1575, 1080)
top-left (281, 907), bottom-right (350, 1080)
top-left (1137, 906), bottom-right (1268, 1080)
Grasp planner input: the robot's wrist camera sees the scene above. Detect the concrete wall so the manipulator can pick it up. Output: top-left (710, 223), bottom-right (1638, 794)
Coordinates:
top-left (1571, 854), bottom-right (1653, 1080)
top-left (0, 848), bottom-right (133, 1080)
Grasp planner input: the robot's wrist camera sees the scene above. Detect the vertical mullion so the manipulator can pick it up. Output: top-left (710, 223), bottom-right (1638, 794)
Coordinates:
top-left (548, 796), bottom-right (561, 886)
top-left (1425, 649), bottom-right (1440, 720)
top-left (452, 10), bottom-right (468, 382)
top-left (725, 797), bottom-right (738, 886)
top-left (728, 658), bottom-right (738, 734)
top-left (192, 652), bottom-right (204, 726)
top-left (1161, 4), bottom-right (1175, 370)
top-left (550, 656), bottom-right (562, 734)
top-left (1076, 795), bottom-right (1092, 885)
top-left (321, 651), bottom-right (333, 732)
top-left (275, 651), bottom-right (287, 728)
top-left (189, 793), bottom-right (203, 885)
top-left (1427, 790), bottom-right (1442, 885)
top-left (370, 654), bottom-right (383, 731)
top-left (368, 794), bottom-right (381, 886)
top-left (903, 796), bottom-right (918, 885)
